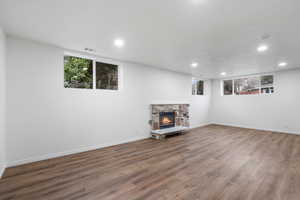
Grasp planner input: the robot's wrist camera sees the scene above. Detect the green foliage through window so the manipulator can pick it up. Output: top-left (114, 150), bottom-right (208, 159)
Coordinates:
top-left (64, 55), bottom-right (119, 90)
top-left (64, 56), bottom-right (93, 89)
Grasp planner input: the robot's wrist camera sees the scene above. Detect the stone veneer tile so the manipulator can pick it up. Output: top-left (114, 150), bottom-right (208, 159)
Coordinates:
top-left (151, 104), bottom-right (190, 130)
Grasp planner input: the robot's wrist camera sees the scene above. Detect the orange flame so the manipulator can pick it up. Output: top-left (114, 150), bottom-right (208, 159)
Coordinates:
top-left (162, 117), bottom-right (172, 125)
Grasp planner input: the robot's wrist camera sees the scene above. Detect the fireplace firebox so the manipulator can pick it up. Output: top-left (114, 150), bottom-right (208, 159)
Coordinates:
top-left (159, 112), bottom-right (175, 129)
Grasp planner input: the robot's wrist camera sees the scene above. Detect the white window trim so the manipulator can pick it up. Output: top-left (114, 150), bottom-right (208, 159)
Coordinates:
top-left (64, 52), bottom-right (123, 92)
top-left (221, 73), bottom-right (274, 96)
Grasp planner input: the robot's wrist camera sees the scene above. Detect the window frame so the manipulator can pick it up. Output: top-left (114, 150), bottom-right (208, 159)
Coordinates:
top-left (260, 75), bottom-right (274, 95)
top-left (192, 78), bottom-right (204, 96)
top-left (222, 79), bottom-right (234, 96)
top-left (64, 52), bottom-right (122, 91)
top-left (64, 54), bottom-right (94, 89)
top-left (234, 76), bottom-right (261, 96)
top-left (221, 74), bottom-right (274, 96)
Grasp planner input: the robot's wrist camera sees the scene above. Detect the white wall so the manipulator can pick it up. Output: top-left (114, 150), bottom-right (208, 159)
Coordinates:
top-left (6, 35), bottom-right (300, 169)
top-left (190, 82), bottom-right (211, 127)
top-left (0, 28), bottom-right (6, 177)
top-left (210, 69), bottom-right (300, 134)
top-left (6, 37), bottom-right (211, 166)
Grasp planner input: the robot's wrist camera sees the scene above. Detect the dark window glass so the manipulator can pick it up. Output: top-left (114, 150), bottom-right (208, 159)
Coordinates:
top-left (223, 80), bottom-right (233, 95)
top-left (64, 56), bottom-right (93, 89)
top-left (261, 75), bottom-right (273, 86)
top-left (261, 75), bottom-right (274, 94)
top-left (234, 77), bottom-right (260, 95)
top-left (192, 80), bottom-right (204, 95)
top-left (197, 80), bottom-right (204, 95)
top-left (96, 62), bottom-right (118, 90)
top-left (261, 87), bottom-right (274, 94)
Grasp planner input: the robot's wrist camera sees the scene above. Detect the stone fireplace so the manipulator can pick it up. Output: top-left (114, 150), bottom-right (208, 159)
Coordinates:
top-left (151, 104), bottom-right (190, 131)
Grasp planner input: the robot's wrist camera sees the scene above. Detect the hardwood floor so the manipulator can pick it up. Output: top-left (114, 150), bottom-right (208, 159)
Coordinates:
top-left (1, 125), bottom-right (300, 200)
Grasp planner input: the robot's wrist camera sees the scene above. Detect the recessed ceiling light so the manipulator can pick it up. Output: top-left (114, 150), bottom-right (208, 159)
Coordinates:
top-left (257, 44), bottom-right (269, 52)
top-left (191, 62), bottom-right (198, 68)
top-left (220, 72), bottom-right (227, 76)
top-left (114, 38), bottom-right (125, 48)
top-left (278, 62), bottom-right (288, 67)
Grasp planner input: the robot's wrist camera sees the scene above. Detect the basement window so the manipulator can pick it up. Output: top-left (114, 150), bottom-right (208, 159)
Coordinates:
top-left (64, 56), bottom-right (93, 89)
top-left (192, 79), bottom-right (204, 95)
top-left (96, 62), bottom-right (118, 90)
top-left (234, 77), bottom-right (260, 95)
top-left (223, 80), bottom-right (233, 95)
top-left (261, 75), bottom-right (274, 94)
top-left (64, 54), bottom-right (119, 90)
top-left (222, 75), bottom-right (274, 96)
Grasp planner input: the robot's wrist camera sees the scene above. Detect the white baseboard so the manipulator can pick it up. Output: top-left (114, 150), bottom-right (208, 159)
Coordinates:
top-left (7, 136), bottom-right (149, 167)
top-left (211, 122), bottom-right (300, 136)
top-left (0, 165), bottom-right (6, 179)
top-left (190, 123), bottom-right (212, 129)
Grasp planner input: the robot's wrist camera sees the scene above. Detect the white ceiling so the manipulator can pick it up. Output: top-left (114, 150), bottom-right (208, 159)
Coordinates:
top-left (0, 0), bottom-right (300, 78)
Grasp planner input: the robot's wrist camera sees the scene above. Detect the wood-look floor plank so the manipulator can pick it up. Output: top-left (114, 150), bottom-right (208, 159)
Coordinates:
top-left (1, 125), bottom-right (300, 200)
